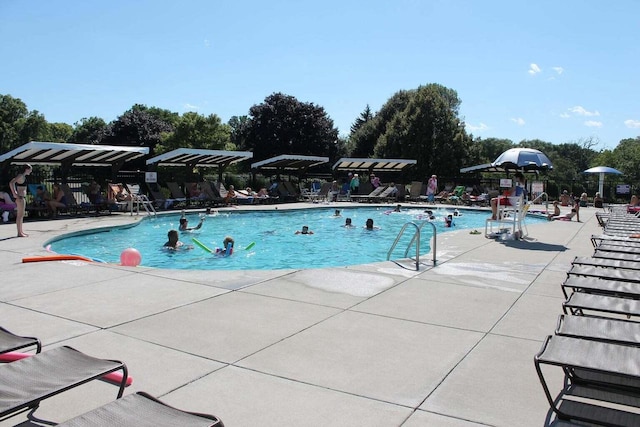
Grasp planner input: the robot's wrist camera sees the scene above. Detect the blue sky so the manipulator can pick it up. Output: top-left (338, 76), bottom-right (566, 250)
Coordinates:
top-left (1, 0), bottom-right (639, 150)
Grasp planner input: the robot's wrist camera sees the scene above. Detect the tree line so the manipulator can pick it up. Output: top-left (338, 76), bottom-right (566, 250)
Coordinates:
top-left (1, 86), bottom-right (639, 197)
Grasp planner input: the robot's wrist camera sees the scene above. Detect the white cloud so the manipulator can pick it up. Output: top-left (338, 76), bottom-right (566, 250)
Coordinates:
top-left (560, 113), bottom-right (571, 119)
top-left (184, 103), bottom-right (199, 111)
top-left (569, 106), bottom-right (600, 117)
top-left (584, 120), bottom-right (603, 128)
top-left (510, 118), bottom-right (525, 126)
top-left (467, 122), bottom-right (489, 132)
top-left (624, 119), bottom-right (640, 128)
top-left (552, 66), bottom-right (564, 75)
top-left (528, 63), bottom-right (541, 75)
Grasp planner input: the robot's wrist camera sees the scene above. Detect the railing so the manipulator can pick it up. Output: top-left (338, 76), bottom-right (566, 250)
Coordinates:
top-left (387, 221), bottom-right (437, 270)
top-left (129, 195), bottom-right (157, 217)
top-left (529, 192), bottom-right (549, 212)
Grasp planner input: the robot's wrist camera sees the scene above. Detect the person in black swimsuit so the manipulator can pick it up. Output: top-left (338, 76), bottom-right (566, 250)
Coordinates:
top-left (9, 164), bottom-right (32, 237)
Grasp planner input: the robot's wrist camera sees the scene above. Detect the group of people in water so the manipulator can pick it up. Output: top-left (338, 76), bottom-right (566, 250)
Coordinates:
top-left (164, 211), bottom-right (234, 253)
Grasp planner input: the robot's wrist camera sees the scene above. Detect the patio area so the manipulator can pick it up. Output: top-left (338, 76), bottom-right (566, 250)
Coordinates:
top-left (0, 203), bottom-right (601, 426)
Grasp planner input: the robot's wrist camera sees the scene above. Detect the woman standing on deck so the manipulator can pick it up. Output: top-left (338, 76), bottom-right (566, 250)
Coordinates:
top-left (9, 164), bottom-right (32, 237)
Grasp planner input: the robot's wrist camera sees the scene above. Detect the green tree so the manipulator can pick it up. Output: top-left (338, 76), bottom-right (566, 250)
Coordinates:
top-left (70, 117), bottom-right (107, 144)
top-left (607, 137), bottom-right (640, 186)
top-left (228, 115), bottom-right (250, 150)
top-left (362, 84), bottom-right (469, 179)
top-left (158, 112), bottom-right (232, 153)
top-left (245, 93), bottom-right (338, 161)
top-left (0, 94), bottom-right (29, 152)
top-left (350, 104), bottom-right (373, 134)
top-left (47, 122), bottom-right (73, 142)
top-left (16, 110), bottom-right (49, 144)
top-left (101, 107), bottom-right (174, 154)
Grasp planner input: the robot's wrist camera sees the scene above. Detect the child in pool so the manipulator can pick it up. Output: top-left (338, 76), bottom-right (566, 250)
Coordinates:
top-left (343, 218), bottom-right (355, 228)
top-left (215, 236), bottom-right (234, 255)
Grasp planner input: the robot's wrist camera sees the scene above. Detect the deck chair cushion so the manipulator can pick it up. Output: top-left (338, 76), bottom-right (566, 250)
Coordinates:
top-left (58, 392), bottom-right (224, 426)
top-left (0, 346), bottom-right (127, 419)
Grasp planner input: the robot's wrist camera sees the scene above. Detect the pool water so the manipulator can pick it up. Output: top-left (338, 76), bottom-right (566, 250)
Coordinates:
top-left (50, 207), bottom-right (546, 270)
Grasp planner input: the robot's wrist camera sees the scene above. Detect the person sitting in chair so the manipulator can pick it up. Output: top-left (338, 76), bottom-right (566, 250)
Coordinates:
top-left (489, 172), bottom-right (525, 220)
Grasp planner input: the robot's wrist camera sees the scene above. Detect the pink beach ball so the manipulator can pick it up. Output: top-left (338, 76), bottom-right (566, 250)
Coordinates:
top-left (120, 248), bottom-right (142, 267)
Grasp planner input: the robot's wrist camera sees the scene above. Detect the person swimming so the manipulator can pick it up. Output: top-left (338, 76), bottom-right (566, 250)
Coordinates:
top-left (179, 216), bottom-right (204, 232)
top-left (365, 218), bottom-right (380, 230)
top-left (333, 209), bottom-right (342, 217)
top-left (295, 225), bottom-right (314, 235)
top-left (343, 218), bottom-right (354, 228)
top-left (164, 230), bottom-right (184, 250)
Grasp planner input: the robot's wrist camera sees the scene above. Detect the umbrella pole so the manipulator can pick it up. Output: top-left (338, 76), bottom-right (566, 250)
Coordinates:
top-left (599, 172), bottom-right (604, 198)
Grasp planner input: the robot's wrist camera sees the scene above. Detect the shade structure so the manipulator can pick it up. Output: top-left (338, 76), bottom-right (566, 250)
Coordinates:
top-left (0, 141), bottom-right (149, 167)
top-left (584, 166), bottom-right (623, 197)
top-left (146, 148), bottom-right (253, 168)
top-left (491, 148), bottom-right (553, 171)
top-left (332, 158), bottom-right (416, 172)
top-left (251, 154), bottom-right (329, 173)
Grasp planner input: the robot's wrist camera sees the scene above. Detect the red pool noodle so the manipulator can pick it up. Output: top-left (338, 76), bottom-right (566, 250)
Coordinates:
top-left (0, 352), bottom-right (133, 386)
top-left (22, 255), bottom-right (94, 263)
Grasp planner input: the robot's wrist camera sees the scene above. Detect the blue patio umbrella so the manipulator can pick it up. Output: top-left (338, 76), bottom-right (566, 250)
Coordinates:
top-left (583, 166), bottom-right (623, 197)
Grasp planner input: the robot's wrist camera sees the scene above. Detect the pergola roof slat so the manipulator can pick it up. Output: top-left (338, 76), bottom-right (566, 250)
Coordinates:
top-left (146, 148), bottom-right (253, 167)
top-left (332, 158), bottom-right (416, 172)
top-left (251, 154), bottom-right (329, 171)
top-left (0, 141), bottom-right (149, 166)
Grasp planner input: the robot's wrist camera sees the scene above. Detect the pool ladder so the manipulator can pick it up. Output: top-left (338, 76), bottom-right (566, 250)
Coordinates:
top-left (129, 195), bottom-right (157, 217)
top-left (387, 221), bottom-right (437, 271)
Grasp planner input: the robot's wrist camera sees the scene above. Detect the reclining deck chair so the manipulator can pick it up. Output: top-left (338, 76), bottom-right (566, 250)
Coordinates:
top-left (535, 334), bottom-right (640, 425)
top-left (58, 391), bottom-right (224, 426)
top-left (0, 346), bottom-right (127, 421)
top-left (0, 326), bottom-right (41, 355)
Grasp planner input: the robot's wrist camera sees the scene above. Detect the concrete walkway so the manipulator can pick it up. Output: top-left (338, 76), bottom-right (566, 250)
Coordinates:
top-left (0, 204), bottom-right (601, 426)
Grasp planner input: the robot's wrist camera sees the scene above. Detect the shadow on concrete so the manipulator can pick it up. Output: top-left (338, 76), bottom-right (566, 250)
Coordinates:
top-left (501, 239), bottom-right (568, 252)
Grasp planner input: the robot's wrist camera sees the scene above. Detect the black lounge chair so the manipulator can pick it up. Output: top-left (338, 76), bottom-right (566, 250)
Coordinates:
top-left (593, 249), bottom-right (640, 263)
top-left (563, 292), bottom-right (640, 318)
top-left (57, 391), bottom-right (224, 426)
top-left (568, 264), bottom-right (640, 283)
top-left (562, 276), bottom-right (640, 300)
top-left (0, 346), bottom-right (127, 421)
top-left (555, 314), bottom-right (640, 346)
top-left (535, 334), bottom-right (640, 425)
top-left (572, 256), bottom-right (640, 271)
top-left (0, 326), bottom-right (41, 355)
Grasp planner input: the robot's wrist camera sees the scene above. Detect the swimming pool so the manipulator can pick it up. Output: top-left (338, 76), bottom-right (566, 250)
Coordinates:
top-left (49, 207), bottom-right (546, 270)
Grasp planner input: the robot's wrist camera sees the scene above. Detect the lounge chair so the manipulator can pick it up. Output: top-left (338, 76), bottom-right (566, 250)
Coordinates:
top-left (0, 326), bottom-right (41, 355)
top-left (57, 391), bottom-right (224, 426)
top-left (108, 183), bottom-right (134, 212)
top-left (166, 182), bottom-right (189, 208)
top-left (555, 314), bottom-right (640, 346)
top-left (351, 185), bottom-right (387, 203)
top-left (563, 292), bottom-right (640, 318)
top-left (572, 255), bottom-right (640, 271)
top-left (567, 264), bottom-right (640, 283)
top-left (562, 275), bottom-right (640, 300)
top-left (535, 334), bottom-right (640, 425)
top-left (593, 249), bottom-right (640, 263)
top-left (0, 346), bottom-right (127, 420)
top-left (405, 181), bottom-right (425, 202)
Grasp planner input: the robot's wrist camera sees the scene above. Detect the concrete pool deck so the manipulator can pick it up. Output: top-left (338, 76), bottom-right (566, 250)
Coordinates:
top-left (0, 203), bottom-right (600, 426)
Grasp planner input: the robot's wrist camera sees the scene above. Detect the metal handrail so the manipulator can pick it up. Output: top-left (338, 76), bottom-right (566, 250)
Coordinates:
top-left (529, 191), bottom-right (549, 212)
top-left (387, 221), bottom-right (437, 270)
